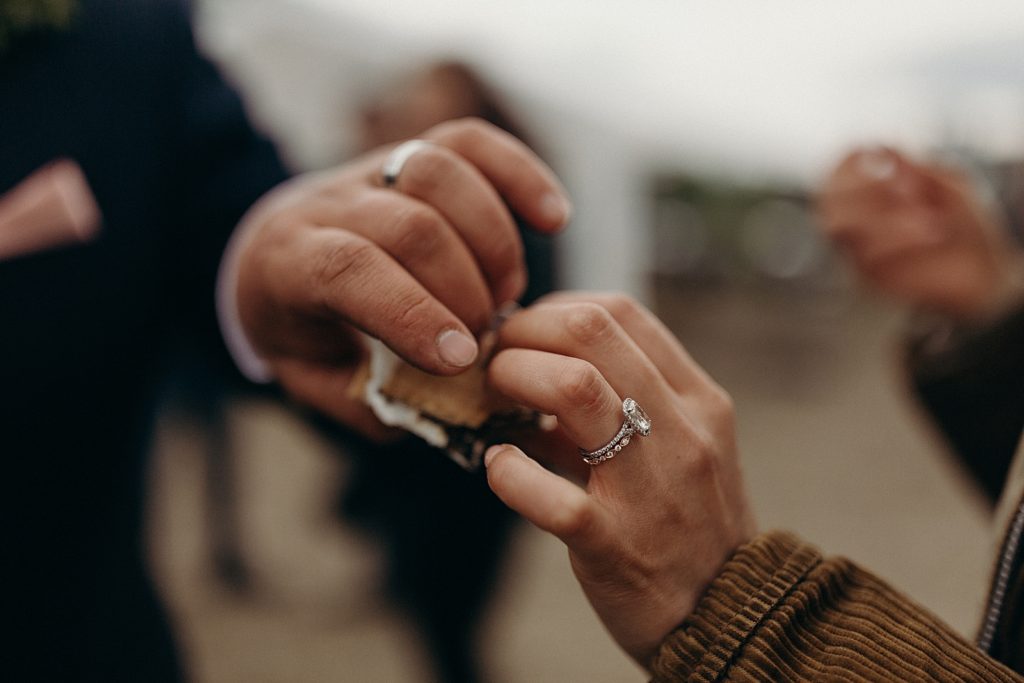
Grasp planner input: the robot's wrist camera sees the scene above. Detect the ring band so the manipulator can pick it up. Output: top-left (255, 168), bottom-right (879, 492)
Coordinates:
top-left (382, 139), bottom-right (433, 188)
top-left (580, 398), bottom-right (652, 465)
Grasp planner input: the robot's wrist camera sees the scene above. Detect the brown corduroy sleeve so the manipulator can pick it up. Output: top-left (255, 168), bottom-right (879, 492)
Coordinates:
top-left (650, 531), bottom-right (1020, 682)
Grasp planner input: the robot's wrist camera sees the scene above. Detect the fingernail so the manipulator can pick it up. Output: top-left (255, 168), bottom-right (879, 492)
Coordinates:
top-left (484, 444), bottom-right (508, 468)
top-left (540, 192), bottom-right (572, 226)
top-left (437, 329), bottom-right (478, 368)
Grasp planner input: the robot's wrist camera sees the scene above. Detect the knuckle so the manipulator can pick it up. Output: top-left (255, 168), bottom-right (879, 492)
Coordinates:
top-left (688, 433), bottom-right (721, 481)
top-left (262, 210), bottom-right (297, 239)
top-left (391, 206), bottom-right (445, 263)
top-left (402, 147), bottom-right (457, 196)
top-left (602, 294), bottom-right (642, 323)
top-left (389, 288), bottom-right (436, 331)
top-left (482, 229), bottom-right (524, 274)
top-left (706, 385), bottom-right (736, 428)
top-left (312, 236), bottom-right (377, 292)
top-left (564, 303), bottom-right (617, 346)
top-left (550, 495), bottom-right (594, 539)
top-left (435, 116), bottom-right (493, 148)
top-left (557, 360), bottom-right (608, 413)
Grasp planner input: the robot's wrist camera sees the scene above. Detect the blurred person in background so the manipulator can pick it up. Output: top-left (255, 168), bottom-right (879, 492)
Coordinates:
top-left (327, 59), bottom-right (557, 683)
top-left (474, 147), bottom-right (1024, 679)
top-left (1, 1), bottom-right (569, 680)
top-left (820, 147), bottom-right (1024, 505)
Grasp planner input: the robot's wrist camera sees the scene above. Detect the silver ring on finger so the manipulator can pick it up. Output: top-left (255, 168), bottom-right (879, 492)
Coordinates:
top-left (580, 398), bottom-right (652, 465)
top-left (382, 139), bottom-right (434, 188)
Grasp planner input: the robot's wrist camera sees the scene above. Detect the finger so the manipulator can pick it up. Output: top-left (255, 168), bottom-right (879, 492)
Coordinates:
top-left (326, 190), bottom-right (494, 333)
top-left (824, 214), bottom-right (947, 258)
top-left (819, 149), bottom-right (928, 237)
top-left (860, 207), bottom-right (951, 263)
top-left (530, 293), bottom-right (739, 457)
top-left (833, 206), bottom-right (951, 271)
top-left (284, 227), bottom-right (480, 374)
top-left (425, 118), bottom-right (572, 232)
top-left (382, 142), bottom-right (526, 303)
top-left (273, 358), bottom-right (403, 443)
top-left (497, 302), bottom-right (675, 407)
top-left (535, 292), bottom-right (717, 396)
top-left (485, 444), bottom-right (609, 554)
top-left (488, 348), bottom-right (624, 453)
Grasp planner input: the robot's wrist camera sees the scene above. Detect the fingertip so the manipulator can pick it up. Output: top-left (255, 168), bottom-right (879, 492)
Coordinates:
top-left (484, 444), bottom-right (529, 501)
top-left (484, 443), bottom-right (518, 469)
top-left (539, 192), bottom-right (573, 229)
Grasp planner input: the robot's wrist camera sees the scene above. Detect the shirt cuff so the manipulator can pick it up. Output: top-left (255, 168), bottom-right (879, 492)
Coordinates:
top-left (216, 217), bottom-right (274, 383)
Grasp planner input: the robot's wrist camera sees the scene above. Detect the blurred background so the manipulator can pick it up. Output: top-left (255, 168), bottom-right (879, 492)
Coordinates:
top-left (147, 0), bottom-right (1024, 680)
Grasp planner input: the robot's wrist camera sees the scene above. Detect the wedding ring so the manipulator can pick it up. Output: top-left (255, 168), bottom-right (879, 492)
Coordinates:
top-left (382, 139), bottom-right (433, 188)
top-left (580, 398), bottom-right (652, 465)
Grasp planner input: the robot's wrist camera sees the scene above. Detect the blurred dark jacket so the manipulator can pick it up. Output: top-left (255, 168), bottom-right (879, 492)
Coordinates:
top-left (907, 305), bottom-right (1024, 504)
top-left (0, 1), bottom-right (287, 679)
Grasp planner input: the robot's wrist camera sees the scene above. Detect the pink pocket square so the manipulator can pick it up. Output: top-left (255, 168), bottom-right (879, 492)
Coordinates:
top-left (0, 158), bottom-right (102, 261)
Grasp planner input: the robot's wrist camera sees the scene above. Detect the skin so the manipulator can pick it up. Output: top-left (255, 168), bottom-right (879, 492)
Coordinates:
top-left (235, 117), bottom-right (571, 438)
top-left (483, 292), bottom-right (757, 669)
top-left (818, 147), bottom-right (1024, 321)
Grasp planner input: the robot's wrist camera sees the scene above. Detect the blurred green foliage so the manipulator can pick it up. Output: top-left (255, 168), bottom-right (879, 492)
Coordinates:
top-left (649, 173), bottom-right (820, 283)
top-left (652, 175), bottom-right (806, 250)
top-left (0, 0), bottom-right (76, 53)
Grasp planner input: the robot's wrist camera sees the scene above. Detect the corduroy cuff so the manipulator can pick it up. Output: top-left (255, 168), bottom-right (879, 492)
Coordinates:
top-left (649, 531), bottom-right (820, 682)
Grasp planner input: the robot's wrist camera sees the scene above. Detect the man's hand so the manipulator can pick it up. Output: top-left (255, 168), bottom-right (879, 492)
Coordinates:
top-left (818, 147), bottom-right (1022, 321)
top-left (234, 118), bottom-right (571, 437)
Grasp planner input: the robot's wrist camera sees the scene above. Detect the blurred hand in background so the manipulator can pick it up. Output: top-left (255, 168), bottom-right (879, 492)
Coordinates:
top-left (818, 147), bottom-right (1024, 321)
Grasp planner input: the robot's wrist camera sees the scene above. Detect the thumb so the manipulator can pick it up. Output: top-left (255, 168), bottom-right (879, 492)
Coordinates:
top-left (485, 444), bottom-right (603, 549)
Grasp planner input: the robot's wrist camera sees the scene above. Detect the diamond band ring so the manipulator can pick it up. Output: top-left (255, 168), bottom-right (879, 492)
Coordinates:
top-left (580, 398), bottom-right (652, 465)
top-left (382, 139), bottom-right (433, 188)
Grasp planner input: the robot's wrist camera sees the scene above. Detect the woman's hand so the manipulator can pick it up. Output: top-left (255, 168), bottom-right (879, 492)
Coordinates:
top-left (818, 147), bottom-right (1023, 321)
top-left (233, 118), bottom-right (571, 438)
top-left (483, 293), bottom-right (756, 668)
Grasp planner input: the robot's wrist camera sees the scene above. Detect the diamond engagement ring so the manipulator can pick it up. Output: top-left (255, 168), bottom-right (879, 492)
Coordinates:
top-left (580, 398), bottom-right (652, 465)
top-left (382, 139), bottom-right (433, 188)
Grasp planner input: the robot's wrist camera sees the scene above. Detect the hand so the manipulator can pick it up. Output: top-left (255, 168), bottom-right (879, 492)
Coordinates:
top-left (483, 293), bottom-right (756, 668)
top-left (818, 147), bottom-right (1022, 321)
top-left (233, 118), bottom-right (571, 438)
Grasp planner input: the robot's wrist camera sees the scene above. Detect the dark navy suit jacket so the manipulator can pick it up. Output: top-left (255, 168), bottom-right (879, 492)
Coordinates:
top-left (0, 1), bottom-right (287, 679)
